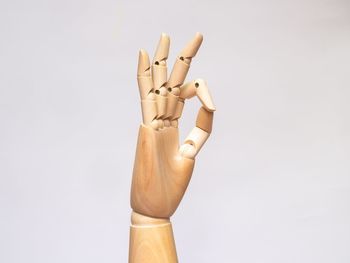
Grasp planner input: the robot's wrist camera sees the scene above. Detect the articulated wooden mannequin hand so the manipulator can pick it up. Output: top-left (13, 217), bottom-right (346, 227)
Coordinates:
top-left (129, 33), bottom-right (215, 263)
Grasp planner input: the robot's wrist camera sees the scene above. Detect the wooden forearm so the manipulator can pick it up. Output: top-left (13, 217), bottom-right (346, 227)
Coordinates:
top-left (129, 211), bottom-right (178, 263)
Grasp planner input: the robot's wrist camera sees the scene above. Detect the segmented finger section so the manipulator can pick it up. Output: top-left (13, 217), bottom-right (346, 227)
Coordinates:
top-left (196, 107), bottom-right (213, 133)
top-left (137, 50), bottom-right (158, 129)
top-left (179, 107), bottom-right (214, 159)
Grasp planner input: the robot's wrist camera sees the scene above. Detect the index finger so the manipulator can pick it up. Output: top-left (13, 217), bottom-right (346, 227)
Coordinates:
top-left (166, 33), bottom-right (203, 89)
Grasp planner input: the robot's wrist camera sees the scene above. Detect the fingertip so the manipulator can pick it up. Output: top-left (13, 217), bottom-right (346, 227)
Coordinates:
top-left (161, 32), bottom-right (170, 41)
top-left (139, 49), bottom-right (148, 58)
top-left (154, 33), bottom-right (170, 62)
top-left (205, 102), bottom-right (216, 112)
top-left (195, 32), bottom-right (203, 42)
top-left (180, 32), bottom-right (204, 58)
top-left (160, 33), bottom-right (170, 46)
top-left (206, 106), bottom-right (216, 112)
top-left (138, 49), bottom-right (150, 75)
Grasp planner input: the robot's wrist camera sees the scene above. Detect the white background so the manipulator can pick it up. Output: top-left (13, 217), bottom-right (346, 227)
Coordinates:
top-left (1, 0), bottom-right (350, 262)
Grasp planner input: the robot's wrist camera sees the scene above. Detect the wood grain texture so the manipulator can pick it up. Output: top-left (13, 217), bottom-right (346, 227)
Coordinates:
top-left (131, 125), bottom-right (195, 218)
top-left (129, 222), bottom-right (178, 263)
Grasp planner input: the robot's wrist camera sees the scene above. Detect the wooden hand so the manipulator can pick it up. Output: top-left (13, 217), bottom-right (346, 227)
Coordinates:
top-left (129, 33), bottom-right (215, 263)
top-left (131, 33), bottom-right (215, 219)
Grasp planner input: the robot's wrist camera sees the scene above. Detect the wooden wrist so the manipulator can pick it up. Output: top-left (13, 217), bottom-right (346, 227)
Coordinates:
top-left (129, 211), bottom-right (178, 263)
top-left (131, 211), bottom-right (170, 226)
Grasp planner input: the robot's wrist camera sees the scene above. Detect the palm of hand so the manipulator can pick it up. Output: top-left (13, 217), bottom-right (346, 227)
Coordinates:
top-left (131, 125), bottom-right (194, 218)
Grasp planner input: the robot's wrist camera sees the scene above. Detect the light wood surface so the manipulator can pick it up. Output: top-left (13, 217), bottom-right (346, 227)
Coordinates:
top-left (131, 124), bottom-right (195, 218)
top-left (130, 33), bottom-right (215, 263)
top-left (130, 223), bottom-right (178, 262)
top-left (129, 212), bottom-right (178, 263)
